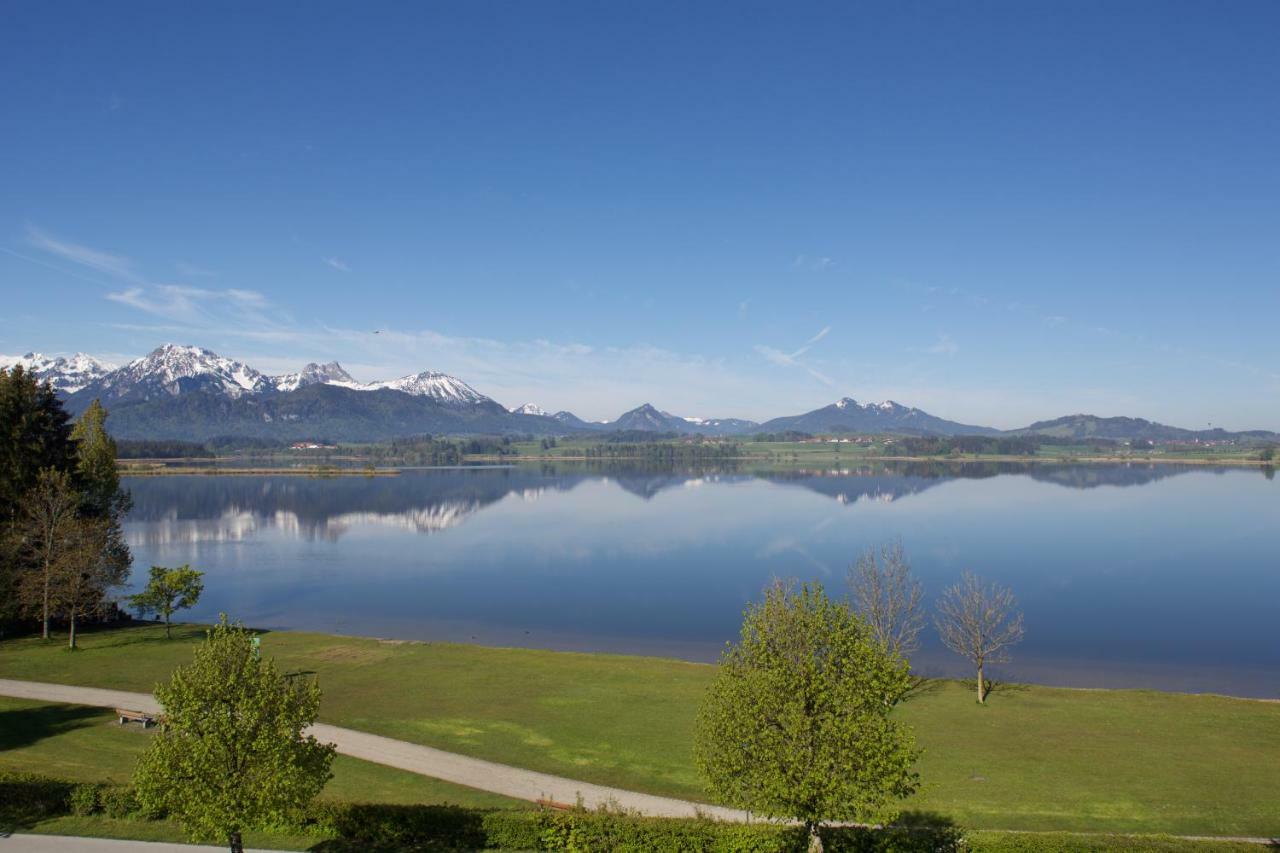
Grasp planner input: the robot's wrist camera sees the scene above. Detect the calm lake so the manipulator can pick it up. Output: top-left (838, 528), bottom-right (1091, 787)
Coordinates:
top-left (122, 463), bottom-right (1279, 698)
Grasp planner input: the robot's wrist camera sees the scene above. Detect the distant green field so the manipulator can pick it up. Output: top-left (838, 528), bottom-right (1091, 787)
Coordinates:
top-left (3, 624), bottom-right (1278, 838)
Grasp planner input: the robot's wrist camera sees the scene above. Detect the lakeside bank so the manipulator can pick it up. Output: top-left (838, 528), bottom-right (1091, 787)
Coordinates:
top-left (2, 623), bottom-right (1277, 839)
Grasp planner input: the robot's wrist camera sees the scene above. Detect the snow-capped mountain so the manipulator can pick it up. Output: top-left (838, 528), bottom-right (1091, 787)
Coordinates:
top-left (272, 361), bottom-right (357, 392)
top-left (62, 344), bottom-right (500, 412)
top-left (71, 344), bottom-right (273, 406)
top-left (601, 404), bottom-right (758, 435)
top-left (609, 403), bottom-right (685, 432)
top-left (0, 352), bottom-right (117, 394)
top-left (681, 415), bottom-right (761, 433)
top-left (42, 341), bottom-right (1271, 443)
top-left (552, 410), bottom-right (594, 429)
top-left (758, 397), bottom-right (999, 437)
top-left (368, 371), bottom-right (493, 407)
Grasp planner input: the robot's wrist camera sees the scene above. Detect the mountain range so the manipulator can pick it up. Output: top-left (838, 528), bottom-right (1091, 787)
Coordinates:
top-left (0, 351), bottom-right (117, 394)
top-left (4, 343), bottom-right (1275, 444)
top-left (756, 397), bottom-right (1000, 437)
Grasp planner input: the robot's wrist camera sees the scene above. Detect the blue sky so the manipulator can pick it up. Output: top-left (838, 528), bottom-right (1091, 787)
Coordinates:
top-left (2, 1), bottom-right (1278, 429)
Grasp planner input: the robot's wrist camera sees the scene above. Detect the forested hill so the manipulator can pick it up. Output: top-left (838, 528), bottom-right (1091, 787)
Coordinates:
top-left (1007, 414), bottom-right (1278, 442)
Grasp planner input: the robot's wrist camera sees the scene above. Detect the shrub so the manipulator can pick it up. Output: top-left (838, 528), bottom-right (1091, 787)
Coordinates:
top-left (69, 783), bottom-right (102, 816)
top-left (480, 810), bottom-right (544, 850)
top-left (100, 785), bottom-right (141, 819)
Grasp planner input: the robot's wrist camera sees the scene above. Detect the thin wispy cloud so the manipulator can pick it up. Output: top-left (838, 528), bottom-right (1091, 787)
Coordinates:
top-left (755, 325), bottom-right (835, 386)
top-left (924, 334), bottom-right (958, 357)
top-left (18, 226), bottom-right (281, 334)
top-left (793, 254), bottom-right (834, 272)
top-left (20, 226), bottom-right (1271, 428)
top-left (106, 285), bottom-right (269, 325)
top-left (100, 285), bottom-right (844, 419)
top-left (25, 227), bottom-right (140, 281)
top-left (323, 257), bottom-right (351, 272)
top-left (0, 246), bottom-right (122, 288)
top-left (798, 326), bottom-right (830, 353)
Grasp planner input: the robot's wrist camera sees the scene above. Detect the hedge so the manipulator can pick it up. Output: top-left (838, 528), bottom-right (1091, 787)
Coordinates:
top-left (0, 772), bottom-right (75, 823)
top-left (0, 773), bottom-right (1256, 852)
top-left (311, 804), bottom-right (960, 852)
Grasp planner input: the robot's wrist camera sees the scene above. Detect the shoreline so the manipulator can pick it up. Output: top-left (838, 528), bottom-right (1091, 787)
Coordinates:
top-left (337, 628), bottom-right (1280, 704)
top-left (473, 453), bottom-right (1273, 466)
top-left (117, 454), bottom-right (1274, 474)
top-left (118, 465), bottom-right (400, 477)
top-left (19, 620), bottom-right (1276, 703)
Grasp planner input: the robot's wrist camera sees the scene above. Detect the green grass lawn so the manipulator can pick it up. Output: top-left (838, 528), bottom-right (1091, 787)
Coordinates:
top-left (0, 695), bottom-right (519, 809)
top-left (2, 624), bottom-right (1278, 838)
top-left (0, 693), bottom-right (519, 850)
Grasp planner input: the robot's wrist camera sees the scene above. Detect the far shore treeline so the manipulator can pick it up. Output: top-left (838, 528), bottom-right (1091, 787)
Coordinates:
top-left (113, 428), bottom-right (1275, 466)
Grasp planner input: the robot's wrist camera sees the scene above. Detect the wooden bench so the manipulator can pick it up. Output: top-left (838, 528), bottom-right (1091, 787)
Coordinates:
top-left (115, 708), bottom-right (157, 728)
top-left (535, 798), bottom-right (575, 811)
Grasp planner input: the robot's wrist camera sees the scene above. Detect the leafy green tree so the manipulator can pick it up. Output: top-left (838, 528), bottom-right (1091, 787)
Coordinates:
top-left (134, 617), bottom-right (335, 853)
top-left (71, 399), bottom-right (128, 516)
top-left (70, 399), bottom-right (133, 590)
top-left (694, 580), bottom-right (918, 851)
top-left (129, 565), bottom-right (205, 638)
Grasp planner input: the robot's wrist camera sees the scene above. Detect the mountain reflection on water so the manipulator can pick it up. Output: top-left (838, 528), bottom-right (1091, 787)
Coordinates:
top-left (122, 463), bottom-right (1279, 698)
top-left (124, 461), bottom-right (1204, 544)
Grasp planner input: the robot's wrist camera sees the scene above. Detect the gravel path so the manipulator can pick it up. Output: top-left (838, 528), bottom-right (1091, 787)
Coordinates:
top-left (0, 834), bottom-right (272, 852)
top-left (0, 678), bottom-right (748, 820)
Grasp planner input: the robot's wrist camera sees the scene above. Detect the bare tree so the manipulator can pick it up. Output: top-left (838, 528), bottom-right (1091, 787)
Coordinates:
top-left (51, 517), bottom-right (127, 649)
top-left (934, 572), bottom-right (1025, 703)
top-left (17, 468), bottom-right (82, 639)
top-left (848, 539), bottom-right (924, 661)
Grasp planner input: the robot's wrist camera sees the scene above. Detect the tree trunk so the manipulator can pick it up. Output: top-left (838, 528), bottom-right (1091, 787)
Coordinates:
top-left (164, 612), bottom-right (171, 639)
top-left (977, 661), bottom-right (985, 703)
top-left (41, 569), bottom-right (50, 639)
top-left (806, 821), bottom-right (824, 853)
top-left (228, 830), bottom-right (244, 853)
top-left (68, 614), bottom-right (76, 650)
